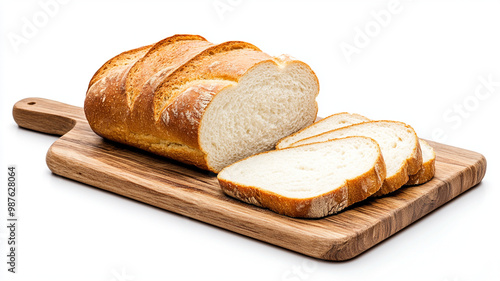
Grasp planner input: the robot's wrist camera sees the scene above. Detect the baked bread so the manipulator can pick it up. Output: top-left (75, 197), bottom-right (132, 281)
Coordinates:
top-left (290, 121), bottom-right (422, 196)
top-left (405, 139), bottom-right (435, 185)
top-left (218, 137), bottom-right (387, 218)
top-left (276, 112), bottom-right (370, 149)
top-left (84, 34), bottom-right (319, 173)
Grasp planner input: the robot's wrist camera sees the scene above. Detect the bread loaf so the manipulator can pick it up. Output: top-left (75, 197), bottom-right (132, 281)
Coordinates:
top-left (218, 137), bottom-right (387, 218)
top-left (84, 35), bottom-right (319, 172)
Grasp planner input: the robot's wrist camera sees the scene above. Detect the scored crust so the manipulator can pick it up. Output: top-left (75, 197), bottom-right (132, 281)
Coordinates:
top-left (88, 44), bottom-right (154, 89)
top-left (125, 35), bottom-right (213, 107)
top-left (218, 137), bottom-right (387, 218)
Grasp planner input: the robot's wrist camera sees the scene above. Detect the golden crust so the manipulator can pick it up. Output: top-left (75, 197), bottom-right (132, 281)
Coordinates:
top-left (88, 44), bottom-right (153, 89)
top-left (405, 141), bottom-right (436, 186)
top-left (126, 35), bottom-right (213, 107)
top-left (218, 137), bottom-right (387, 218)
top-left (124, 37), bottom-right (218, 148)
top-left (219, 178), bottom-right (350, 218)
top-left (85, 64), bottom-right (135, 142)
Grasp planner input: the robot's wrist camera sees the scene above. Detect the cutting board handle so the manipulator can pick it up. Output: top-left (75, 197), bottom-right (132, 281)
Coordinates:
top-left (12, 97), bottom-right (86, 136)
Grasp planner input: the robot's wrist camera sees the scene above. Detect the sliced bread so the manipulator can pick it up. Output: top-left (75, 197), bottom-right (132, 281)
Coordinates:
top-left (276, 112), bottom-right (370, 149)
top-left (405, 139), bottom-right (436, 185)
top-left (290, 121), bottom-right (422, 196)
top-left (217, 136), bottom-right (387, 218)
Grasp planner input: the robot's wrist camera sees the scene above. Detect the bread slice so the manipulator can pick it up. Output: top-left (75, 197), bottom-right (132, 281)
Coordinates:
top-left (218, 137), bottom-right (387, 218)
top-left (276, 112), bottom-right (370, 149)
top-left (291, 121), bottom-right (422, 196)
top-left (405, 139), bottom-right (435, 185)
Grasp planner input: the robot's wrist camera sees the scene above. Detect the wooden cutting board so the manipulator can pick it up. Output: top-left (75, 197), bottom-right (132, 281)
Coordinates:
top-left (13, 97), bottom-right (487, 261)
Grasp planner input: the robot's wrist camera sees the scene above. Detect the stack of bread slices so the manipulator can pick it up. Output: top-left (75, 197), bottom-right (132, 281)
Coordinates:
top-left (217, 113), bottom-right (436, 218)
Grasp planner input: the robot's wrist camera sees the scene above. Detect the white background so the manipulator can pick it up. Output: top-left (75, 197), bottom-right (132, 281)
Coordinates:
top-left (1, 0), bottom-right (499, 280)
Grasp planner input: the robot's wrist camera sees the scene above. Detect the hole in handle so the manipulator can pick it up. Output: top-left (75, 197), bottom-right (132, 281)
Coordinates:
top-left (27, 102), bottom-right (36, 105)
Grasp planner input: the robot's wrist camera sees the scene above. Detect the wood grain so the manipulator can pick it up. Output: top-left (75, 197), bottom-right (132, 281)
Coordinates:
top-left (12, 97), bottom-right (487, 261)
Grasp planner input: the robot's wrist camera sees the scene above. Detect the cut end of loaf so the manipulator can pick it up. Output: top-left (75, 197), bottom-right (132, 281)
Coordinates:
top-left (199, 59), bottom-right (319, 173)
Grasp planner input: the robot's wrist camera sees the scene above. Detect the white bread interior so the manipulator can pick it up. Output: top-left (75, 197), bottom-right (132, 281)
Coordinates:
top-left (200, 60), bottom-right (319, 172)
